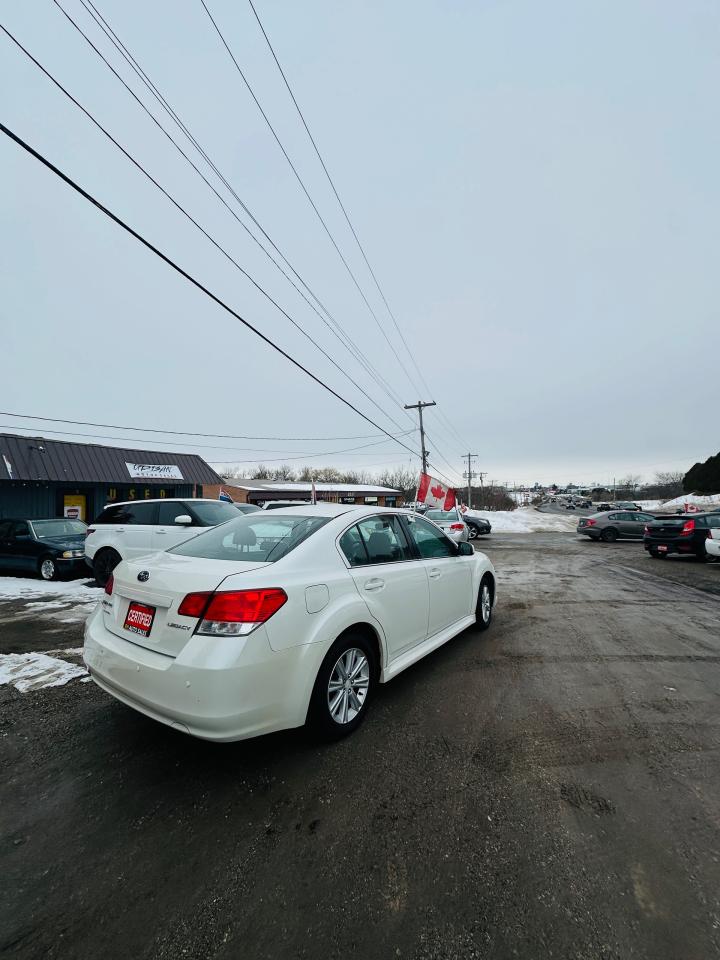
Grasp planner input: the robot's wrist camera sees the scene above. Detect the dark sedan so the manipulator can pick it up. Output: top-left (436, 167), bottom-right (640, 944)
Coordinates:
top-left (644, 513), bottom-right (720, 560)
top-left (463, 515), bottom-right (492, 539)
top-left (0, 518), bottom-right (89, 580)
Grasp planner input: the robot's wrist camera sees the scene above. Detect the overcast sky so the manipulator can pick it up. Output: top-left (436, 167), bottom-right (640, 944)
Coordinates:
top-left (2, 0), bottom-right (718, 488)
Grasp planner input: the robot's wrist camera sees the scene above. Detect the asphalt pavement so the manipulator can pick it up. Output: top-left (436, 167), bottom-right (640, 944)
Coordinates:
top-left (2, 533), bottom-right (720, 960)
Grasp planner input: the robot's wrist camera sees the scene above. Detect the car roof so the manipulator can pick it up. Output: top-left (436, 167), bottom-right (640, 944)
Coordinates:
top-left (102, 498), bottom-right (222, 507)
top-left (257, 503), bottom-right (412, 520)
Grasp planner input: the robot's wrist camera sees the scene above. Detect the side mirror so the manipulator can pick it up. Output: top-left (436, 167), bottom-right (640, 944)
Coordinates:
top-left (174, 514), bottom-right (193, 525)
top-left (457, 541), bottom-right (474, 557)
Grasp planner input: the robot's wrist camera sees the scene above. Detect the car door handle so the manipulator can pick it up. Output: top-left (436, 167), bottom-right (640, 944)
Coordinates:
top-left (116, 528), bottom-right (125, 533)
top-left (156, 529), bottom-right (167, 535)
top-left (364, 578), bottom-right (385, 592)
top-left (428, 568), bottom-right (442, 580)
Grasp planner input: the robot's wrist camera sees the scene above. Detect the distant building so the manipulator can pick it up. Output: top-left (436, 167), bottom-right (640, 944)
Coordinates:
top-left (0, 433), bottom-right (223, 522)
top-left (205, 478), bottom-right (403, 508)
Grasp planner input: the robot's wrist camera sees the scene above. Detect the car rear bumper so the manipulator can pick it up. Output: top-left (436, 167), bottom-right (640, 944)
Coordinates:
top-left (643, 538), bottom-right (697, 555)
top-left (83, 605), bottom-right (323, 742)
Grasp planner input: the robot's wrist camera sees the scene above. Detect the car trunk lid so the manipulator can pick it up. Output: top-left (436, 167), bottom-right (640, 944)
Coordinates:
top-left (104, 553), bottom-right (271, 657)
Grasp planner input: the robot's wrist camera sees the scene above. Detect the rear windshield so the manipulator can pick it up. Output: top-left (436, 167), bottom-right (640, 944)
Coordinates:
top-left (426, 509), bottom-right (459, 521)
top-left (189, 501), bottom-right (242, 526)
top-left (31, 519), bottom-right (87, 538)
top-left (169, 515), bottom-right (330, 563)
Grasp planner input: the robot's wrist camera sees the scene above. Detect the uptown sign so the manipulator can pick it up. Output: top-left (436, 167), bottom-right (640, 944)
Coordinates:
top-left (125, 462), bottom-right (184, 481)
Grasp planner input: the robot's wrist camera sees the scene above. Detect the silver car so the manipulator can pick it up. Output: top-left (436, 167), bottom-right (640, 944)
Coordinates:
top-left (425, 507), bottom-right (470, 544)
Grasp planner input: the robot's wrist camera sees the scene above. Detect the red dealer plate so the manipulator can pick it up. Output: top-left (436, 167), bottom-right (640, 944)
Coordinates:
top-left (658, 544), bottom-right (668, 552)
top-left (124, 601), bottom-right (156, 638)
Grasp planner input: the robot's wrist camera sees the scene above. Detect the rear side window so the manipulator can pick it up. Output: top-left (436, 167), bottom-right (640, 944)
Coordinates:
top-left (169, 514), bottom-right (330, 562)
top-left (339, 525), bottom-right (369, 567)
top-left (355, 515), bottom-right (413, 564)
top-left (0, 521), bottom-right (12, 537)
top-left (95, 502), bottom-right (158, 524)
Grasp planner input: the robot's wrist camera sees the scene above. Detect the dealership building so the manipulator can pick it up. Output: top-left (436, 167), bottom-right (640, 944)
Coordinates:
top-left (209, 478), bottom-right (404, 507)
top-left (0, 433), bottom-right (223, 522)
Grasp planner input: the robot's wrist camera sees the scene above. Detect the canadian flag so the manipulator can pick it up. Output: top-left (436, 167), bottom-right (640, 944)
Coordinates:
top-left (416, 472), bottom-right (457, 510)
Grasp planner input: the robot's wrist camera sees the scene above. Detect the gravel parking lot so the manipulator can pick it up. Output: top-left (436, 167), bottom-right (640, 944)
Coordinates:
top-left (2, 533), bottom-right (720, 960)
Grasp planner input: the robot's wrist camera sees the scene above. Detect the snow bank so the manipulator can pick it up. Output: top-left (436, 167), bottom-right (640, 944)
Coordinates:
top-left (0, 651), bottom-right (88, 693)
top-left (657, 493), bottom-right (720, 510)
top-left (0, 576), bottom-right (100, 603)
top-left (465, 507), bottom-right (576, 533)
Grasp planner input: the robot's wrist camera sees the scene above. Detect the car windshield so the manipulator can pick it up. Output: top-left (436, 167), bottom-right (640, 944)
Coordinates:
top-left (426, 509), bottom-right (459, 521)
top-left (31, 519), bottom-right (87, 538)
top-left (189, 501), bottom-right (242, 526)
top-left (169, 514), bottom-right (331, 563)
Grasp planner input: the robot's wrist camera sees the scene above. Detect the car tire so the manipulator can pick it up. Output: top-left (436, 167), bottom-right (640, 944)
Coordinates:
top-left (93, 548), bottom-right (121, 587)
top-left (38, 556), bottom-right (58, 581)
top-left (467, 525), bottom-right (479, 540)
top-left (475, 576), bottom-right (494, 632)
top-left (600, 528), bottom-right (618, 543)
top-left (308, 631), bottom-right (377, 740)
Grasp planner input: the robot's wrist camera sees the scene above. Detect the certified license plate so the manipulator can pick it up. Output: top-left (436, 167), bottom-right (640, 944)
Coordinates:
top-left (124, 601), bottom-right (156, 637)
top-left (657, 544), bottom-right (668, 553)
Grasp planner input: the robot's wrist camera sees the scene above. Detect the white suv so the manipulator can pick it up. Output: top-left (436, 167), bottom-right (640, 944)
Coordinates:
top-left (85, 498), bottom-right (239, 586)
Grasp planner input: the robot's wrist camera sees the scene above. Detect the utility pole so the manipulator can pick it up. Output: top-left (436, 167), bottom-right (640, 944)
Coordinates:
top-left (404, 400), bottom-right (436, 474)
top-left (463, 453), bottom-right (479, 508)
top-left (477, 471), bottom-right (487, 507)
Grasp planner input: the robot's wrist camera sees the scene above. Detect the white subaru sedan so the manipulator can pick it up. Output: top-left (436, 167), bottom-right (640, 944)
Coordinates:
top-left (83, 505), bottom-right (496, 742)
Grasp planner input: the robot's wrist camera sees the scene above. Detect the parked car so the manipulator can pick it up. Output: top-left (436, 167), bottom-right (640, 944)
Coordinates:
top-left (84, 505), bottom-right (496, 742)
top-left (463, 515), bottom-right (492, 540)
top-left (0, 517), bottom-right (88, 580)
top-left (234, 503), bottom-right (261, 515)
top-left (85, 498), bottom-right (240, 586)
top-left (263, 500), bottom-right (312, 510)
top-left (424, 507), bottom-right (469, 543)
top-left (595, 502), bottom-right (613, 512)
top-left (644, 513), bottom-right (720, 560)
top-left (578, 510), bottom-right (657, 542)
top-left (706, 524), bottom-right (720, 560)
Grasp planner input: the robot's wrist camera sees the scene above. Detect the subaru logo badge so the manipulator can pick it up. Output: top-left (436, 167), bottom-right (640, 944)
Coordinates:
top-left (138, 570), bottom-right (149, 582)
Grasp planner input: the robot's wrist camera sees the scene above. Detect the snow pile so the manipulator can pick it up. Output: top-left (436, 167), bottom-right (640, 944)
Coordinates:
top-left (0, 577), bottom-right (99, 602)
top-left (0, 651), bottom-right (88, 693)
top-left (465, 507), bottom-right (576, 533)
top-left (656, 493), bottom-right (720, 511)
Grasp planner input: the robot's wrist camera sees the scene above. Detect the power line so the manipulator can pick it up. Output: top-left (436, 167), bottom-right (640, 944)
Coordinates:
top-left (0, 423), bottom-right (399, 459)
top-left (48, 1), bottom-right (413, 424)
top-left (199, 0), bottom-right (424, 399)
top-left (0, 122), bottom-right (421, 461)
top-left (3, 23), bottom-right (409, 436)
top-left (246, 0), bottom-right (473, 456)
top-left (247, 0), bottom-right (428, 394)
top-left (0, 410), bottom-right (407, 442)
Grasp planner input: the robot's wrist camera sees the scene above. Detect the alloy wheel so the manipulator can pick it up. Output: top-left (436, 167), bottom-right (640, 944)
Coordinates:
top-left (40, 559), bottom-right (55, 581)
top-left (327, 647), bottom-right (370, 724)
top-left (480, 583), bottom-right (491, 623)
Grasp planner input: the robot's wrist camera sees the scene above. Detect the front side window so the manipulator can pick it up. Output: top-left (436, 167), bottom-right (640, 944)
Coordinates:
top-left (169, 514), bottom-right (330, 563)
top-left (158, 502), bottom-right (191, 525)
top-left (404, 515), bottom-right (456, 559)
top-left (355, 515), bottom-right (413, 564)
top-left (31, 520), bottom-right (87, 538)
top-left (187, 501), bottom-right (240, 526)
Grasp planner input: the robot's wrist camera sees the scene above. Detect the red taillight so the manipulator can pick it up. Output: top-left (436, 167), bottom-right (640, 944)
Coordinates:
top-left (86, 529), bottom-right (95, 537)
top-left (681, 520), bottom-right (695, 536)
top-left (177, 591), bottom-right (212, 618)
top-left (449, 523), bottom-right (464, 530)
top-left (104, 574), bottom-right (114, 596)
top-left (178, 588), bottom-right (288, 624)
top-left (585, 519), bottom-right (596, 527)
